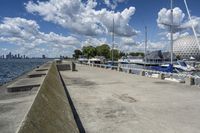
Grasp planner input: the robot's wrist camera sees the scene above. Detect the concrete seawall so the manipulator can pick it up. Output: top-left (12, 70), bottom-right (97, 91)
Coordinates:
top-left (17, 62), bottom-right (79, 133)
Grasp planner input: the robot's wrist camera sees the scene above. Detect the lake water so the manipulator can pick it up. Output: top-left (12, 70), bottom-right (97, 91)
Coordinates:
top-left (0, 59), bottom-right (52, 85)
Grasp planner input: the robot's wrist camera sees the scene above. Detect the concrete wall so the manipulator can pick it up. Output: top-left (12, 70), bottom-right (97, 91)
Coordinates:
top-left (57, 64), bottom-right (71, 71)
top-left (17, 63), bottom-right (79, 133)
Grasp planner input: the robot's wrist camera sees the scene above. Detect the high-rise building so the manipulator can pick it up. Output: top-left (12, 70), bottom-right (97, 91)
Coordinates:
top-left (42, 55), bottom-right (46, 59)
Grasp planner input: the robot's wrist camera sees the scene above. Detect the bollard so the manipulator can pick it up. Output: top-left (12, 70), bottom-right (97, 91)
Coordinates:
top-left (140, 71), bottom-right (145, 76)
top-left (128, 69), bottom-right (132, 74)
top-left (185, 77), bottom-right (195, 86)
top-left (71, 62), bottom-right (76, 71)
top-left (117, 67), bottom-right (122, 72)
top-left (158, 73), bottom-right (165, 80)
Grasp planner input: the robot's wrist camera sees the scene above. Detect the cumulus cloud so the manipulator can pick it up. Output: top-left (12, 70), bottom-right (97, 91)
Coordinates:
top-left (181, 16), bottom-right (200, 34)
top-left (0, 17), bottom-right (80, 56)
top-left (166, 32), bottom-right (189, 40)
top-left (157, 7), bottom-right (200, 40)
top-left (157, 7), bottom-right (185, 32)
top-left (120, 37), bottom-right (139, 46)
top-left (25, 0), bottom-right (138, 37)
top-left (103, 0), bottom-right (128, 9)
top-left (82, 37), bottom-right (108, 47)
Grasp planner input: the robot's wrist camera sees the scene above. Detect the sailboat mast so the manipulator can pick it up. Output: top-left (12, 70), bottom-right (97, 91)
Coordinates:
top-left (145, 26), bottom-right (147, 64)
top-left (112, 17), bottom-right (114, 63)
top-left (170, 0), bottom-right (174, 64)
top-left (184, 0), bottom-right (200, 51)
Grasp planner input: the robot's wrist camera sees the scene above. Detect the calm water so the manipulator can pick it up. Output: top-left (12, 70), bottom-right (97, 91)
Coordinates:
top-left (0, 59), bottom-right (52, 85)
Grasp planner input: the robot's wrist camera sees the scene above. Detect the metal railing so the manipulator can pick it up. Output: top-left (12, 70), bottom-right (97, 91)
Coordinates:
top-left (79, 62), bottom-right (200, 86)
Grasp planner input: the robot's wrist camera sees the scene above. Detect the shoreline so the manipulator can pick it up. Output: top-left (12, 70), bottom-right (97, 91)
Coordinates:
top-left (0, 59), bottom-right (52, 86)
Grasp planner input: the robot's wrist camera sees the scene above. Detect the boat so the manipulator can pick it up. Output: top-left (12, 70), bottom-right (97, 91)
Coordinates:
top-left (87, 58), bottom-right (101, 64)
top-left (174, 60), bottom-right (196, 72)
top-left (151, 60), bottom-right (196, 73)
top-left (78, 57), bottom-right (88, 64)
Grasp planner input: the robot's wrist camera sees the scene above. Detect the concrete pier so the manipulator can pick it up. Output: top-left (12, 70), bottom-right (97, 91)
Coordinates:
top-left (1, 61), bottom-right (200, 133)
top-left (60, 64), bottom-right (200, 133)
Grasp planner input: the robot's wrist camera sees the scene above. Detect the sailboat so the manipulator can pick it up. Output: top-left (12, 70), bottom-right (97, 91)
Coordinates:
top-left (151, 0), bottom-right (197, 73)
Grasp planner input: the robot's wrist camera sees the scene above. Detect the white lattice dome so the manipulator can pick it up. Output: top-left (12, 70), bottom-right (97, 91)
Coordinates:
top-left (173, 35), bottom-right (200, 60)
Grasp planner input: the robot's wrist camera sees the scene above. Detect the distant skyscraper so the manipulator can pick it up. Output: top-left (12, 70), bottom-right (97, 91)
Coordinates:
top-left (42, 55), bottom-right (46, 59)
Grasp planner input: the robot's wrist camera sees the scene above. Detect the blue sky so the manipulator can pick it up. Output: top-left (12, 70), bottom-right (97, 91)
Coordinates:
top-left (0, 0), bottom-right (200, 57)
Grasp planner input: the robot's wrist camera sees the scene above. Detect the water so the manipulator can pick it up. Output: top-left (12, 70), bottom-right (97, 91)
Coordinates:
top-left (0, 59), bottom-right (52, 85)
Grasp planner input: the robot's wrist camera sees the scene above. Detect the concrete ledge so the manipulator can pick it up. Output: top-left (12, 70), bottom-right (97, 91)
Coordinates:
top-left (35, 68), bottom-right (48, 71)
top-left (57, 64), bottom-right (71, 71)
top-left (7, 77), bottom-right (44, 92)
top-left (27, 71), bottom-right (47, 78)
top-left (17, 63), bottom-right (79, 133)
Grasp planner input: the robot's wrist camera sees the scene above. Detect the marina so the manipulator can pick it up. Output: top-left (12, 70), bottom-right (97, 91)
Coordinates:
top-left (0, 0), bottom-right (200, 132)
top-left (1, 61), bottom-right (200, 133)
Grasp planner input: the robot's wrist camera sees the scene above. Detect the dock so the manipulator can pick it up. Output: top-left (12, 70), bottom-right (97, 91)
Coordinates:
top-left (60, 64), bottom-right (200, 133)
top-left (1, 61), bottom-right (200, 133)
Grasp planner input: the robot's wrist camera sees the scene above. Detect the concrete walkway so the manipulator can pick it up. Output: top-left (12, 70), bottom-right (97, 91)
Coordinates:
top-left (0, 85), bottom-right (38, 133)
top-left (61, 64), bottom-right (200, 133)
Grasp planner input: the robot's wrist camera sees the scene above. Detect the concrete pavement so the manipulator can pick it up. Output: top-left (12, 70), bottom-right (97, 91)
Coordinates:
top-left (61, 64), bottom-right (200, 133)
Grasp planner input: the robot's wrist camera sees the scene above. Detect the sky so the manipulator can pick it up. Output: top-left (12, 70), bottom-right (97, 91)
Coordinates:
top-left (0, 0), bottom-right (200, 57)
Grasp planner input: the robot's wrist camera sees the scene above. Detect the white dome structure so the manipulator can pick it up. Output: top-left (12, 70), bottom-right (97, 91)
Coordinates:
top-left (173, 35), bottom-right (200, 60)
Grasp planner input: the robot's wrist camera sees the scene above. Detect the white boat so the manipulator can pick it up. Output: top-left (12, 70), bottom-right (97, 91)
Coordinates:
top-left (118, 56), bottom-right (143, 64)
top-left (161, 60), bottom-right (196, 72)
top-left (78, 58), bottom-right (88, 63)
top-left (175, 60), bottom-right (196, 72)
top-left (87, 58), bottom-right (101, 64)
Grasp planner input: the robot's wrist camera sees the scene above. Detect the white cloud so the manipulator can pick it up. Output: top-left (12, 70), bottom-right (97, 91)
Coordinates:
top-left (103, 0), bottom-right (128, 9)
top-left (157, 7), bottom-right (185, 31)
top-left (118, 37), bottom-right (168, 53)
top-left (157, 7), bottom-right (200, 40)
top-left (166, 32), bottom-right (189, 40)
top-left (25, 0), bottom-right (138, 37)
top-left (0, 17), bottom-right (80, 57)
top-left (120, 37), bottom-right (139, 46)
top-left (82, 37), bottom-right (108, 47)
top-left (181, 16), bottom-right (200, 34)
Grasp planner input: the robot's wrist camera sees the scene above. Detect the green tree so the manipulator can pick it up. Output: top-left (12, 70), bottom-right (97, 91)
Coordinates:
top-left (96, 44), bottom-right (110, 59)
top-left (129, 52), bottom-right (144, 57)
top-left (119, 51), bottom-right (126, 58)
top-left (110, 49), bottom-right (120, 60)
top-left (82, 45), bottom-right (97, 58)
top-left (73, 49), bottom-right (82, 59)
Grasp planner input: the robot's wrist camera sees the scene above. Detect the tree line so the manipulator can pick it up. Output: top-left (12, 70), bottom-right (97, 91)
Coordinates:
top-left (73, 44), bottom-right (144, 60)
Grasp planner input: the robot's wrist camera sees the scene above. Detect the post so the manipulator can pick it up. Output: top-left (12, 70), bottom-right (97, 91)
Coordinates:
top-left (158, 73), bottom-right (165, 80)
top-left (140, 71), bottom-right (145, 76)
top-left (71, 62), bottom-right (76, 71)
top-left (185, 77), bottom-right (195, 85)
top-left (128, 69), bottom-right (132, 74)
top-left (111, 16), bottom-right (115, 64)
top-left (145, 26), bottom-right (147, 67)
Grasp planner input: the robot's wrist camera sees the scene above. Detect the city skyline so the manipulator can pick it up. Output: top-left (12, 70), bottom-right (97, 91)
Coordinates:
top-left (0, 52), bottom-right (47, 59)
top-left (0, 0), bottom-right (200, 57)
